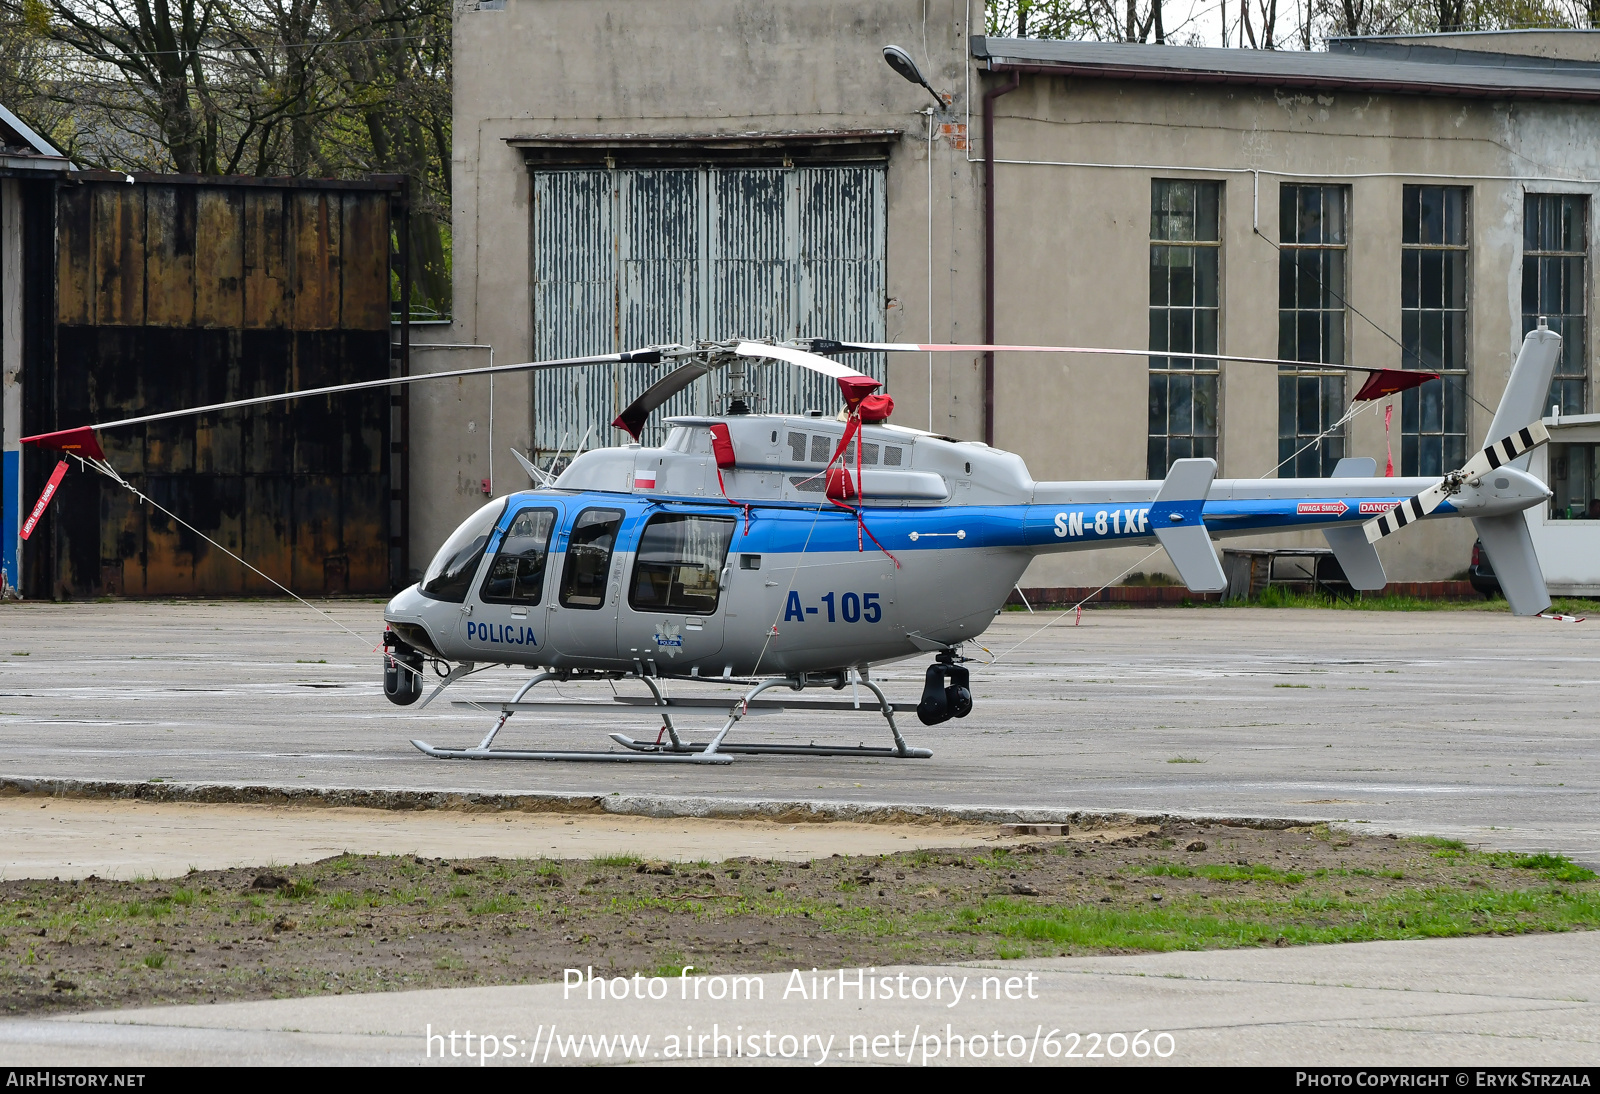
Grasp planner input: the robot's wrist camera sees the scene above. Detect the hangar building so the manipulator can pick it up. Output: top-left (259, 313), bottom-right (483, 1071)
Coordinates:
top-left (435, 4), bottom-right (1600, 590)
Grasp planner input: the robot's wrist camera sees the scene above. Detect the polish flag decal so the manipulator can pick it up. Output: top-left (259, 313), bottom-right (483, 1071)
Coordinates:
top-left (634, 475), bottom-right (656, 490)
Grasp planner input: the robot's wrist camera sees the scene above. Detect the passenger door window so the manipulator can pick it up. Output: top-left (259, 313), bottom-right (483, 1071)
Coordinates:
top-left (558, 508), bottom-right (624, 609)
top-left (629, 514), bottom-right (736, 615)
top-left (480, 508), bottom-right (557, 604)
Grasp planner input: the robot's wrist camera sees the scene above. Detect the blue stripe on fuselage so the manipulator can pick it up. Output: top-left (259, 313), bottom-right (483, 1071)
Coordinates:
top-left (533, 492), bottom-right (1435, 554)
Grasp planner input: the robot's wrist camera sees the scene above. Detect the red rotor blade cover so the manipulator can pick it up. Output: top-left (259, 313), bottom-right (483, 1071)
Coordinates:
top-left (19, 426), bottom-right (105, 461)
top-left (1353, 368), bottom-right (1439, 402)
top-left (825, 467), bottom-right (859, 502)
top-left (835, 374), bottom-right (880, 409)
top-left (859, 393), bottom-right (893, 423)
top-left (708, 422), bottom-right (737, 469)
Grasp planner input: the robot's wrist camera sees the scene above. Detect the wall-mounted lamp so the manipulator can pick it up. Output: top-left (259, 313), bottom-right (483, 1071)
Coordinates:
top-left (882, 45), bottom-right (946, 109)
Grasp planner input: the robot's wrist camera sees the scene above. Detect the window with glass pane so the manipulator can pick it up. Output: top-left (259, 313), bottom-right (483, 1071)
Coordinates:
top-left (1399, 186), bottom-right (1470, 478)
top-left (1148, 180), bottom-right (1221, 479)
top-left (558, 508), bottom-right (624, 609)
top-left (1278, 184), bottom-right (1348, 476)
top-left (1548, 443), bottom-right (1599, 520)
top-left (629, 514), bottom-right (736, 614)
top-left (1523, 194), bottom-right (1588, 415)
top-left (481, 508), bottom-right (557, 604)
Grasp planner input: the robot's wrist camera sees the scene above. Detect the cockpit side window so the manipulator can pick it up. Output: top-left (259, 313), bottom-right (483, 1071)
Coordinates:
top-left (558, 508), bottom-right (624, 609)
top-left (480, 507), bottom-right (557, 604)
top-left (628, 514), bottom-right (735, 615)
top-left (420, 498), bottom-right (506, 603)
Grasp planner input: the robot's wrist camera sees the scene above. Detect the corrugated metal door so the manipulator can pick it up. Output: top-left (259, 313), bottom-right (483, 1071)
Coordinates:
top-left (531, 171), bottom-right (615, 454)
top-left (530, 164), bottom-right (885, 453)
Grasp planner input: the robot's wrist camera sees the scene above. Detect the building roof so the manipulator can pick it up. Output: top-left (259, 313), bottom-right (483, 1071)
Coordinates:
top-left (0, 101), bottom-right (71, 173)
top-left (973, 35), bottom-right (1600, 101)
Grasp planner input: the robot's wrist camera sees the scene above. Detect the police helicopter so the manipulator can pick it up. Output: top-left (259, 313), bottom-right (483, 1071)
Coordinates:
top-left (22, 326), bottom-right (1562, 765)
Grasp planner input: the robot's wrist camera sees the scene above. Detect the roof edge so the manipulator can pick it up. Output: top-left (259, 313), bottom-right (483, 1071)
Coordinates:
top-left (979, 38), bottom-right (1600, 101)
top-left (0, 101), bottom-right (71, 170)
top-left (506, 130), bottom-right (903, 148)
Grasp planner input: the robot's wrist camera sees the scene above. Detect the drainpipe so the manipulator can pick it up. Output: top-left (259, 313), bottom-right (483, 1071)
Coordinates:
top-left (982, 69), bottom-right (1021, 447)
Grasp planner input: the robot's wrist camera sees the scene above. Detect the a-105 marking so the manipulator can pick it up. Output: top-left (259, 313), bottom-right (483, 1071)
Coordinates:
top-left (1053, 507), bottom-right (1152, 539)
top-left (783, 590), bottom-right (885, 623)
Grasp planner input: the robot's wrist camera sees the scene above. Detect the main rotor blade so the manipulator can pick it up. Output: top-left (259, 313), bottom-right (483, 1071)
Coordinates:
top-left (21, 348), bottom-right (666, 446)
top-left (809, 340), bottom-right (1433, 378)
top-left (1363, 422), bottom-right (1550, 543)
top-left (613, 360), bottom-right (716, 439)
top-left (734, 342), bottom-right (881, 405)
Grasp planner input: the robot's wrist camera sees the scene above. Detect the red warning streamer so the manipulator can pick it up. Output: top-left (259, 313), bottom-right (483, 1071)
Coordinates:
top-left (19, 461), bottom-right (69, 541)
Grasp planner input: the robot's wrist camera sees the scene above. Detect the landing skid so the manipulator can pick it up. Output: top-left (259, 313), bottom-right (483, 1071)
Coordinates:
top-left (608, 735), bottom-right (931, 758)
top-left (408, 669), bottom-right (930, 764)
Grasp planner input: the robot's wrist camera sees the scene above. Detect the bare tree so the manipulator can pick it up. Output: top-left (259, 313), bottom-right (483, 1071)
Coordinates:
top-left (1, 0), bottom-right (452, 312)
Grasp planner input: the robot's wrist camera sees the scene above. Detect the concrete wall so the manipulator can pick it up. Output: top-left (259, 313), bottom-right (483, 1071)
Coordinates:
top-left (449, 4), bottom-right (1600, 589)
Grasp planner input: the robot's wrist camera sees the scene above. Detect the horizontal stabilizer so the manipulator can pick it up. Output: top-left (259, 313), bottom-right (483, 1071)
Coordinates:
top-left (1322, 527), bottom-right (1386, 590)
top-left (1152, 458), bottom-right (1227, 593)
top-left (1473, 514), bottom-right (1551, 617)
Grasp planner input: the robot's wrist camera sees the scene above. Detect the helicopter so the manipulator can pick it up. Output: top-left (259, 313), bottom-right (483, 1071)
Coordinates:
top-left (21, 327), bottom-right (1562, 765)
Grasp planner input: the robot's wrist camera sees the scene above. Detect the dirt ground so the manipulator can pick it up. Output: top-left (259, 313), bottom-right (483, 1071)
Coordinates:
top-left (3, 820), bottom-right (1595, 1016)
top-left (0, 796), bottom-right (1025, 881)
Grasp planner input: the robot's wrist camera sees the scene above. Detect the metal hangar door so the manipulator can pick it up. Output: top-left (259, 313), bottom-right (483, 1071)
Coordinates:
top-left (524, 142), bottom-right (888, 457)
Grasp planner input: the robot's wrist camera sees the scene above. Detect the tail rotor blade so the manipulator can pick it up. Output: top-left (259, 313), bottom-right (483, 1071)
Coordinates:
top-left (1362, 421), bottom-right (1551, 543)
top-left (1364, 484), bottom-right (1446, 543)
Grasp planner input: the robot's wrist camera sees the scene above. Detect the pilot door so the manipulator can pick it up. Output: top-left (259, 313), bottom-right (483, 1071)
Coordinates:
top-left (617, 511), bottom-right (737, 673)
top-left (545, 505), bottom-right (630, 667)
top-left (458, 504), bottom-right (560, 660)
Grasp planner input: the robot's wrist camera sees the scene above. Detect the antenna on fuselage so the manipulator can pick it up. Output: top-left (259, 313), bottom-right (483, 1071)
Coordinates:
top-left (513, 447), bottom-right (552, 487)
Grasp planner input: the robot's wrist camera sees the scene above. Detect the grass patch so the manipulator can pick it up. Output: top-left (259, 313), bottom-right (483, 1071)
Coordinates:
top-left (968, 885), bottom-right (1600, 951)
top-left (1222, 587), bottom-right (1600, 614)
top-left (589, 854), bottom-right (640, 869)
top-left (469, 895), bottom-right (522, 915)
top-left (6, 831), bottom-right (1596, 1017)
top-left (1498, 853), bottom-right (1597, 884)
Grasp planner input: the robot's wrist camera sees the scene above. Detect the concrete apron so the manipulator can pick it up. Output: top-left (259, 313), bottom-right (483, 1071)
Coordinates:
top-left (4, 932), bottom-right (1596, 1066)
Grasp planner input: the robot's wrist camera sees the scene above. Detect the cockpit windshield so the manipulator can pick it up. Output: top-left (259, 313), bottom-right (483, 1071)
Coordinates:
top-left (420, 498), bottom-right (507, 602)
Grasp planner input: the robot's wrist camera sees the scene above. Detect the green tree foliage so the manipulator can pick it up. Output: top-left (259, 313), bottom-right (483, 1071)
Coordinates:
top-left (0, 0), bottom-right (450, 315)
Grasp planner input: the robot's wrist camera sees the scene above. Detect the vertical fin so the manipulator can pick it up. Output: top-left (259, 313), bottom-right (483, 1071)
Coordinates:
top-left (1473, 514), bottom-right (1551, 617)
top-left (1484, 327), bottom-right (1561, 470)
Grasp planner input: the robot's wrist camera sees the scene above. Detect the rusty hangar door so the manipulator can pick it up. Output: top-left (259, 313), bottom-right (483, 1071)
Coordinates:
top-left (26, 174), bottom-right (400, 599)
top-left (515, 134), bottom-right (893, 455)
